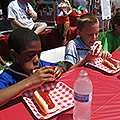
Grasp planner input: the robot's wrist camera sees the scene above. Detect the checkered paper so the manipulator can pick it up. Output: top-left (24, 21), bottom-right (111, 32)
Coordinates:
top-left (87, 58), bottom-right (120, 74)
top-left (22, 82), bottom-right (74, 119)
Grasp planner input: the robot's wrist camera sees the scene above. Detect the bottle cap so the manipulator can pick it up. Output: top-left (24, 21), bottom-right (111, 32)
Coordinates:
top-left (79, 70), bottom-right (88, 76)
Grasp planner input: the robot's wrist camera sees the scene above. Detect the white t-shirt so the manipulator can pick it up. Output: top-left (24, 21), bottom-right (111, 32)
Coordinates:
top-left (7, 0), bottom-right (37, 29)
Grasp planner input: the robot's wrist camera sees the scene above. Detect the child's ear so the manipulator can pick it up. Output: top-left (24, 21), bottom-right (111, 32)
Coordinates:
top-left (115, 24), bottom-right (120, 29)
top-left (9, 49), bottom-right (17, 60)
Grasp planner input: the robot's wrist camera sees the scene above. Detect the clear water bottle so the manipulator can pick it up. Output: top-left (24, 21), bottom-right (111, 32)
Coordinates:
top-left (73, 70), bottom-right (93, 120)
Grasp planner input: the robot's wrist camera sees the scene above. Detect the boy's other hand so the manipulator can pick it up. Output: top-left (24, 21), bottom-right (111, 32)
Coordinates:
top-left (101, 51), bottom-right (112, 59)
top-left (86, 48), bottom-right (102, 61)
top-left (54, 66), bottom-right (64, 80)
top-left (86, 50), bottom-right (112, 62)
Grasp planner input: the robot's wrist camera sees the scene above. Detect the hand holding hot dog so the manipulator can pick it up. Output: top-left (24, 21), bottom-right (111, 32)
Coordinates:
top-left (26, 66), bottom-right (56, 87)
top-left (29, 66), bottom-right (64, 87)
top-left (54, 66), bottom-right (64, 79)
top-left (87, 43), bottom-right (112, 61)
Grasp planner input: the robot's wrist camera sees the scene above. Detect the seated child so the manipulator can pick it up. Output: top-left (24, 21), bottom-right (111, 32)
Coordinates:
top-left (65, 14), bottom-right (111, 71)
top-left (102, 10), bottom-right (120, 53)
top-left (0, 28), bottom-right (66, 106)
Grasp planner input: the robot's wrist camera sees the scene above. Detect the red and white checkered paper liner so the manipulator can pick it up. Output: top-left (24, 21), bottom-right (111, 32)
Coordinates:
top-left (87, 58), bottom-right (120, 74)
top-left (22, 82), bottom-right (74, 119)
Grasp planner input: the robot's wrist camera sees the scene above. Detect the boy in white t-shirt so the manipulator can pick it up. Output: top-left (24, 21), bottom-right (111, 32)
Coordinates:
top-left (7, 0), bottom-right (47, 34)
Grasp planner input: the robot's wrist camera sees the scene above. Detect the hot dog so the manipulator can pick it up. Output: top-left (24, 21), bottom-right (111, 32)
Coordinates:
top-left (32, 66), bottom-right (55, 74)
top-left (33, 90), bottom-right (57, 114)
top-left (91, 43), bottom-right (102, 55)
top-left (103, 57), bottom-right (120, 70)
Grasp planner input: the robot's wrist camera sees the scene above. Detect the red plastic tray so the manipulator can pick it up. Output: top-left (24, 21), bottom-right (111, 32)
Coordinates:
top-left (22, 82), bottom-right (74, 119)
top-left (87, 58), bottom-right (120, 74)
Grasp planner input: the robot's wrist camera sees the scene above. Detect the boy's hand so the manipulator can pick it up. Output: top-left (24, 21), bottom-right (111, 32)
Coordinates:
top-left (26, 9), bottom-right (32, 16)
top-left (101, 51), bottom-right (112, 58)
top-left (28, 66), bottom-right (64, 87)
top-left (86, 50), bottom-right (112, 62)
top-left (54, 66), bottom-right (64, 80)
top-left (29, 66), bottom-right (55, 87)
top-left (86, 48), bottom-right (102, 61)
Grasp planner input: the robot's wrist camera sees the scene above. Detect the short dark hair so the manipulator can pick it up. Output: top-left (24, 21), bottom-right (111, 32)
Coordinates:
top-left (112, 10), bottom-right (120, 30)
top-left (8, 28), bottom-right (40, 54)
top-left (77, 14), bottom-right (99, 31)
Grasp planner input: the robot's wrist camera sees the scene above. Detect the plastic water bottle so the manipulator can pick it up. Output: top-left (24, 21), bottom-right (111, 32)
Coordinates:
top-left (73, 70), bottom-right (93, 120)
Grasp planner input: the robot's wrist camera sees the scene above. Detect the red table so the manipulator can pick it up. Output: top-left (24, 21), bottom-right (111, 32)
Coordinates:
top-left (1, 51), bottom-right (120, 120)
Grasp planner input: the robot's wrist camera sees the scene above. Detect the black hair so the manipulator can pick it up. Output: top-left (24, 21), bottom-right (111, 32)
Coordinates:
top-left (8, 28), bottom-right (40, 54)
top-left (112, 10), bottom-right (120, 30)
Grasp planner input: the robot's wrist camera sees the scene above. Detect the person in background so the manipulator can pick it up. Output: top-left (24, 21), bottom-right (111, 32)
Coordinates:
top-left (7, 0), bottom-right (47, 34)
top-left (73, 0), bottom-right (88, 12)
top-left (65, 14), bottom-right (112, 71)
top-left (35, 0), bottom-right (43, 19)
top-left (0, 28), bottom-right (66, 107)
top-left (53, 0), bottom-right (72, 45)
top-left (102, 10), bottom-right (120, 53)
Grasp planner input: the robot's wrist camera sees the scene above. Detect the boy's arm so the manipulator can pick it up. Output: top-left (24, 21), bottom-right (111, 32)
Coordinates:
top-left (26, 9), bottom-right (37, 20)
top-left (0, 66), bottom-right (56, 107)
top-left (66, 50), bottom-right (112, 71)
top-left (0, 78), bottom-right (30, 106)
top-left (9, 18), bottom-right (29, 28)
top-left (65, 52), bottom-right (92, 71)
top-left (26, 3), bottom-right (37, 20)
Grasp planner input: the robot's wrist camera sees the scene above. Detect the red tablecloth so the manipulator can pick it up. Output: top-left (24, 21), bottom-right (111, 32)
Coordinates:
top-left (39, 27), bottom-right (77, 50)
top-left (0, 27), bottom-right (77, 60)
top-left (1, 51), bottom-right (120, 120)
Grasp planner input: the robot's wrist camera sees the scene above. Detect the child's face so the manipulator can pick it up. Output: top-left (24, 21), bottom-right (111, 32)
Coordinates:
top-left (78, 22), bottom-right (99, 48)
top-left (14, 40), bottom-right (42, 74)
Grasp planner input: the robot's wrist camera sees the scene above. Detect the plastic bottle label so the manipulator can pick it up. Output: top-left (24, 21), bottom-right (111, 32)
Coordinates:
top-left (74, 91), bottom-right (92, 102)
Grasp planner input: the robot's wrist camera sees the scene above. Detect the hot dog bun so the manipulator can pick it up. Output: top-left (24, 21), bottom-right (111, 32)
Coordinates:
top-left (92, 43), bottom-right (102, 55)
top-left (32, 69), bottom-right (38, 74)
top-left (32, 66), bottom-right (55, 74)
top-left (33, 90), bottom-right (57, 114)
top-left (103, 57), bottom-right (120, 70)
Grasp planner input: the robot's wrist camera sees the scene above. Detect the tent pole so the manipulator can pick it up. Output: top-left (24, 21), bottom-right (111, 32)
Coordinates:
top-left (102, 20), bottom-right (105, 36)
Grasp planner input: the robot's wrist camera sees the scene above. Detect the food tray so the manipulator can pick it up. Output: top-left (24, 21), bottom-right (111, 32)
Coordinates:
top-left (22, 82), bottom-right (74, 119)
top-left (86, 58), bottom-right (120, 74)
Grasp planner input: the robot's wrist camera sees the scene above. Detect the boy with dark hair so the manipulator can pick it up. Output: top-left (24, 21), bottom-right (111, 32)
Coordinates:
top-left (65, 14), bottom-right (111, 71)
top-left (0, 28), bottom-right (65, 106)
top-left (102, 10), bottom-right (120, 53)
